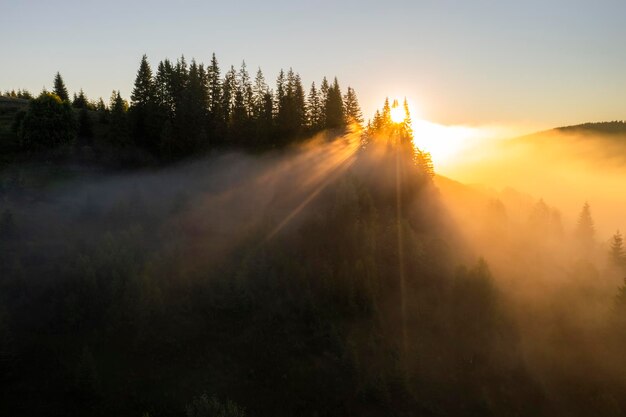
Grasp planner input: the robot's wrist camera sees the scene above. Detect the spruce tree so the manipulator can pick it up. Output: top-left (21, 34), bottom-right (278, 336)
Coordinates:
top-left (175, 60), bottom-right (208, 155)
top-left (239, 61), bottom-right (254, 118)
top-left (320, 77), bottom-right (329, 126)
top-left (207, 54), bottom-right (222, 116)
top-left (221, 66), bottom-right (237, 136)
top-left (53, 72), bottom-right (69, 102)
top-left (575, 202), bottom-right (595, 250)
top-left (131, 55), bottom-right (156, 107)
top-left (252, 68), bottom-right (269, 120)
top-left (324, 77), bottom-right (345, 129)
top-left (72, 89), bottom-right (89, 109)
top-left (155, 59), bottom-right (175, 117)
top-left (307, 82), bottom-right (322, 131)
top-left (107, 91), bottom-right (130, 146)
top-left (381, 97), bottom-right (391, 127)
top-left (130, 54), bottom-right (161, 151)
top-left (292, 73), bottom-right (306, 135)
top-left (610, 230), bottom-right (625, 269)
top-left (402, 97), bottom-right (413, 139)
top-left (343, 86), bottom-right (363, 127)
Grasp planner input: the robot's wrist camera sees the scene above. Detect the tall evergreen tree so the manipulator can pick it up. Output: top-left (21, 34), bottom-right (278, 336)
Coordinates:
top-left (575, 202), bottom-right (595, 250)
top-left (107, 91), bottom-right (130, 147)
top-left (292, 72), bottom-right (306, 135)
top-left (402, 97), bottom-right (413, 139)
top-left (275, 69), bottom-right (286, 118)
top-left (231, 70), bottom-right (248, 144)
top-left (239, 61), bottom-right (254, 118)
top-left (307, 82), bottom-right (323, 131)
top-left (258, 90), bottom-right (274, 146)
top-left (53, 72), bottom-right (69, 102)
top-left (155, 59), bottom-right (175, 117)
top-left (130, 55), bottom-right (156, 107)
top-left (319, 77), bottom-right (329, 126)
top-left (72, 89), bottom-right (89, 109)
top-left (252, 68), bottom-right (269, 120)
top-left (130, 54), bottom-right (160, 151)
top-left (324, 77), bottom-right (345, 129)
top-left (610, 230), bottom-right (625, 269)
top-left (172, 60), bottom-right (209, 155)
top-left (343, 86), bottom-right (363, 127)
top-left (221, 66), bottom-right (237, 138)
top-left (205, 53), bottom-right (222, 141)
top-left (381, 97), bottom-right (391, 127)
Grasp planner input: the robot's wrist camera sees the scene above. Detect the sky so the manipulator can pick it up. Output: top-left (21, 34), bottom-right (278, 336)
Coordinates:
top-left (2, 0), bottom-right (626, 131)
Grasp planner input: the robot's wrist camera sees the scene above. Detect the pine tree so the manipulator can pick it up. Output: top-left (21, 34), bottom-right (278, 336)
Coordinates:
top-left (53, 72), bottom-right (69, 102)
top-left (275, 69), bottom-right (286, 117)
top-left (95, 97), bottom-right (107, 123)
top-left (231, 80), bottom-right (248, 144)
top-left (292, 73), bottom-right (306, 135)
top-left (343, 86), bottom-right (363, 127)
top-left (259, 90), bottom-right (274, 145)
top-left (307, 82), bottom-right (322, 131)
top-left (221, 66), bottom-right (237, 137)
top-left (108, 90), bottom-right (130, 146)
top-left (320, 77), bottom-right (329, 126)
top-left (72, 89), bottom-right (88, 109)
top-left (171, 55), bottom-right (190, 117)
top-left (610, 230), bottom-right (625, 269)
top-left (371, 110), bottom-right (382, 131)
top-left (252, 68), bottom-right (268, 120)
top-left (402, 97), bottom-right (413, 139)
top-left (575, 202), bottom-right (595, 250)
top-left (415, 149), bottom-right (434, 177)
top-left (175, 60), bottom-right (208, 155)
top-left (324, 77), bottom-right (345, 129)
top-left (131, 55), bottom-right (155, 107)
top-left (381, 97), bottom-right (391, 127)
top-left (130, 54), bottom-right (161, 151)
top-left (155, 59), bottom-right (175, 117)
top-left (239, 61), bottom-right (254, 118)
top-left (207, 53), bottom-right (222, 119)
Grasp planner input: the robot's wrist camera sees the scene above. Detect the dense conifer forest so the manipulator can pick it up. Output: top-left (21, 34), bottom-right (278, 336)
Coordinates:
top-left (2, 54), bottom-right (626, 417)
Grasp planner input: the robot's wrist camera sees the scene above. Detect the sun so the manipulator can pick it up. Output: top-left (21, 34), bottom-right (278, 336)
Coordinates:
top-left (390, 99), bottom-right (404, 123)
top-left (411, 119), bottom-right (482, 169)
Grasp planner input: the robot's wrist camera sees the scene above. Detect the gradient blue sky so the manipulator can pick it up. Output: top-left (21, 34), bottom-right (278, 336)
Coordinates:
top-left (2, 0), bottom-right (625, 129)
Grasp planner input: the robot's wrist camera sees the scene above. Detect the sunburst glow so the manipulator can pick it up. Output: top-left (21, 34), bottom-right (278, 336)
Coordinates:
top-left (390, 103), bottom-right (404, 124)
top-left (411, 119), bottom-right (484, 169)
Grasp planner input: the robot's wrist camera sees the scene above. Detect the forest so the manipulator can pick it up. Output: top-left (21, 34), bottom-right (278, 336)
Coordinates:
top-left (1, 54), bottom-right (364, 165)
top-left (1, 54), bottom-right (626, 417)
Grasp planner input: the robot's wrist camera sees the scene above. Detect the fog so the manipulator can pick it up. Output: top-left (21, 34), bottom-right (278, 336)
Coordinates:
top-left (3, 125), bottom-right (626, 416)
top-left (440, 126), bottom-right (626, 237)
top-left (431, 124), bottom-right (626, 416)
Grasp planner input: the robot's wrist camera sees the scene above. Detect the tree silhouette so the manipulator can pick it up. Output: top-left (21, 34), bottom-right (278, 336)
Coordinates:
top-left (344, 86), bottom-right (363, 127)
top-left (72, 89), bottom-right (89, 109)
top-left (324, 77), bottom-right (345, 129)
top-left (108, 91), bottom-right (130, 147)
top-left (53, 72), bottom-right (69, 102)
top-left (610, 230), bottom-right (625, 270)
top-left (130, 54), bottom-right (162, 151)
top-left (19, 92), bottom-right (76, 149)
top-left (575, 202), bottom-right (595, 251)
top-left (307, 82), bottom-right (323, 131)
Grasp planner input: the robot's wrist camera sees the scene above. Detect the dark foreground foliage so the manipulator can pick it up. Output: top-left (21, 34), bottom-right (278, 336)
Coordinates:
top-left (0, 134), bottom-right (552, 416)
